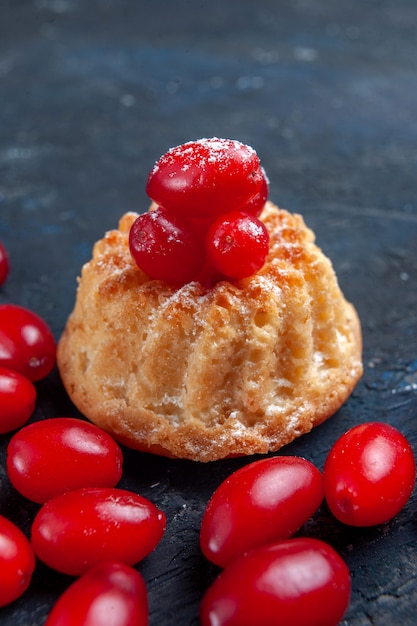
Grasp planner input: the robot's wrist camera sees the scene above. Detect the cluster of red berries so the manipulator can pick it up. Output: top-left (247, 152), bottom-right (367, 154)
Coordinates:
top-left (129, 138), bottom-right (270, 286)
top-left (199, 426), bottom-right (416, 625)
top-left (0, 242), bottom-right (57, 436)
top-left (0, 245), bottom-right (160, 623)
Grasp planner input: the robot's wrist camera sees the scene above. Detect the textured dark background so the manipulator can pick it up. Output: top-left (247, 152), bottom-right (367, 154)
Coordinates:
top-left (0, 1), bottom-right (416, 624)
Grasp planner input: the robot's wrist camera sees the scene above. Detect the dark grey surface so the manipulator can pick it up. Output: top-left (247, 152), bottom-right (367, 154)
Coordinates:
top-left (0, 1), bottom-right (416, 624)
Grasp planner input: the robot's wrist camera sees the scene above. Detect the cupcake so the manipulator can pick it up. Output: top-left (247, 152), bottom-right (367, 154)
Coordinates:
top-left (57, 139), bottom-right (362, 461)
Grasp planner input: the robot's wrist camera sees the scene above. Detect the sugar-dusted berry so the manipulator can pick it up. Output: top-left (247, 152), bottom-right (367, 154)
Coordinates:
top-left (146, 138), bottom-right (263, 220)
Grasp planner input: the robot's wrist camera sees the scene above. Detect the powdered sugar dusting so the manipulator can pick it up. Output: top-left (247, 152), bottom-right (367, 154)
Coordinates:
top-left (153, 137), bottom-right (257, 174)
top-left (161, 281), bottom-right (203, 309)
top-left (254, 274), bottom-right (283, 301)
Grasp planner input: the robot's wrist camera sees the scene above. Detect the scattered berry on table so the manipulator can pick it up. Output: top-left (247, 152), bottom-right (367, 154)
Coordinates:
top-left (0, 241), bottom-right (9, 286)
top-left (0, 304), bottom-right (56, 381)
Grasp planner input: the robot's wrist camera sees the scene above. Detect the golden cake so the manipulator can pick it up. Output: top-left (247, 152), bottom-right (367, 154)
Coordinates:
top-left (57, 201), bottom-right (362, 461)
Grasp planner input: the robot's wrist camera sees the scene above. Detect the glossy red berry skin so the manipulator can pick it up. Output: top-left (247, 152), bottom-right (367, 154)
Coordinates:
top-left (146, 138), bottom-right (263, 220)
top-left (0, 367), bottom-right (36, 434)
top-left (129, 207), bottom-right (205, 284)
top-left (240, 167), bottom-right (269, 217)
top-left (31, 487), bottom-right (166, 576)
top-left (0, 515), bottom-right (36, 608)
top-left (200, 456), bottom-right (324, 568)
top-left (0, 304), bottom-right (56, 381)
top-left (324, 422), bottom-right (416, 526)
top-left (0, 241), bottom-right (9, 286)
top-left (206, 211), bottom-right (269, 280)
top-left (45, 561), bottom-right (149, 626)
top-left (7, 417), bottom-right (124, 503)
top-left (200, 538), bottom-right (351, 626)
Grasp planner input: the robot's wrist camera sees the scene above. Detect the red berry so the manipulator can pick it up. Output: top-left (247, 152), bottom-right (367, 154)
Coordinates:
top-left (206, 211), bottom-right (269, 280)
top-left (45, 561), bottom-right (149, 626)
top-left (31, 487), bottom-right (166, 576)
top-left (200, 456), bottom-right (324, 568)
top-left (0, 241), bottom-right (9, 286)
top-left (129, 207), bottom-right (205, 285)
top-left (0, 304), bottom-right (56, 381)
top-left (324, 422), bottom-right (416, 527)
top-left (7, 417), bottom-right (124, 503)
top-left (0, 515), bottom-right (36, 608)
top-left (0, 367), bottom-right (36, 434)
top-left (240, 167), bottom-right (269, 217)
top-left (200, 538), bottom-right (351, 626)
top-left (146, 138), bottom-right (263, 220)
